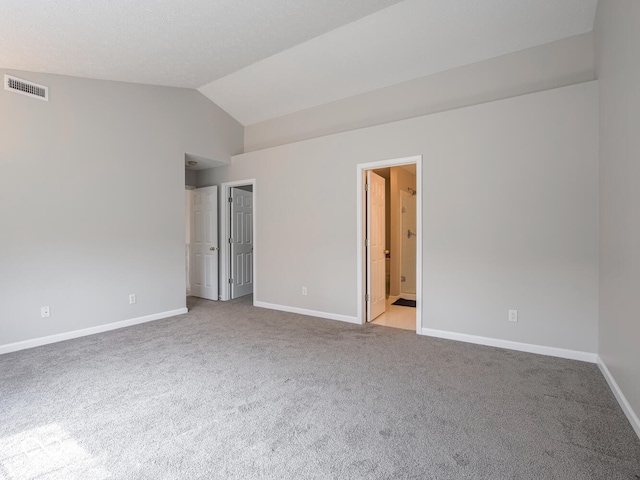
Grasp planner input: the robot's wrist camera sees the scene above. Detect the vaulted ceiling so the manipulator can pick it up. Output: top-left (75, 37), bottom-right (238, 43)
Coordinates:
top-left (1, 0), bottom-right (598, 125)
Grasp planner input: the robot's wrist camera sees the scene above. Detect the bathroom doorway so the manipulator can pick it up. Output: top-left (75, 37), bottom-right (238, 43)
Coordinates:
top-left (357, 155), bottom-right (422, 333)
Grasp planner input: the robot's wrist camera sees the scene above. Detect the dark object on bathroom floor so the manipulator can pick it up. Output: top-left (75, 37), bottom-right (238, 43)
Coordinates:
top-left (392, 298), bottom-right (416, 308)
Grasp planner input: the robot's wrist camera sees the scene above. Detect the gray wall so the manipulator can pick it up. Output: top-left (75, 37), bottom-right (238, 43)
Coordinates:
top-left (244, 33), bottom-right (595, 152)
top-left (185, 168), bottom-right (197, 187)
top-left (201, 82), bottom-right (599, 353)
top-left (0, 69), bottom-right (243, 346)
top-left (595, 2), bottom-right (640, 423)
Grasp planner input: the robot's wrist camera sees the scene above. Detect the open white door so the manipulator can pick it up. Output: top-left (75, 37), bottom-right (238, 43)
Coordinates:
top-left (367, 171), bottom-right (386, 321)
top-left (230, 187), bottom-right (253, 299)
top-left (191, 186), bottom-right (218, 300)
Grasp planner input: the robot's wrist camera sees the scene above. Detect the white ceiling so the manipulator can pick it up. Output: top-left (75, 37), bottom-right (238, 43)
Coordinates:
top-left (200, 0), bottom-right (599, 125)
top-left (0, 0), bottom-right (400, 88)
top-left (2, 0), bottom-right (598, 126)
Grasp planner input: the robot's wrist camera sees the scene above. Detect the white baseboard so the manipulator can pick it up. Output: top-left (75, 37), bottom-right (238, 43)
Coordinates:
top-left (399, 293), bottom-right (416, 301)
top-left (254, 301), bottom-right (360, 325)
top-left (0, 308), bottom-right (188, 355)
top-left (597, 356), bottom-right (640, 439)
top-left (420, 327), bottom-right (597, 363)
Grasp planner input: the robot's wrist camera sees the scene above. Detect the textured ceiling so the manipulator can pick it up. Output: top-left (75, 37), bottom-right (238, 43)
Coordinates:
top-left (0, 0), bottom-right (401, 88)
top-left (200, 0), bottom-right (599, 125)
top-left (1, 0), bottom-right (598, 126)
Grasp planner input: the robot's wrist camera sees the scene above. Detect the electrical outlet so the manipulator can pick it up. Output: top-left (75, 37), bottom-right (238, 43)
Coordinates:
top-left (129, 294), bottom-right (136, 304)
top-left (508, 309), bottom-right (518, 322)
top-left (41, 306), bottom-right (50, 318)
top-left (302, 287), bottom-right (307, 296)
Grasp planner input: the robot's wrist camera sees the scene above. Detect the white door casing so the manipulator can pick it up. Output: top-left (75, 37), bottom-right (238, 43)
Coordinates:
top-left (367, 171), bottom-right (386, 322)
top-left (230, 187), bottom-right (253, 299)
top-left (356, 155), bottom-right (422, 333)
top-left (191, 186), bottom-right (218, 301)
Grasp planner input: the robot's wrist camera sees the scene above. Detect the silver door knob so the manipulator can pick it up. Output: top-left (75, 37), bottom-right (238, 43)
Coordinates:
top-left (210, 246), bottom-right (217, 251)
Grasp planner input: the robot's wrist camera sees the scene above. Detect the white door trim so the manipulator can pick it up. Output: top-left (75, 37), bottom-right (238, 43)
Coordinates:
top-left (357, 155), bottom-right (423, 333)
top-left (219, 179), bottom-right (257, 302)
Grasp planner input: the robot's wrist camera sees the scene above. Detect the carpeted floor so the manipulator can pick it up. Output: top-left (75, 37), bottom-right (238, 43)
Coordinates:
top-left (1, 295), bottom-right (639, 479)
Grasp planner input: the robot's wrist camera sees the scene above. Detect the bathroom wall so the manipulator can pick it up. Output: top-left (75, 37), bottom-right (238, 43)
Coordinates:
top-left (390, 167), bottom-right (417, 297)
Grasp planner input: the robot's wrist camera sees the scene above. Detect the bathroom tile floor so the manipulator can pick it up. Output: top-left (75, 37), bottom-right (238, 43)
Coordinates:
top-left (370, 297), bottom-right (416, 331)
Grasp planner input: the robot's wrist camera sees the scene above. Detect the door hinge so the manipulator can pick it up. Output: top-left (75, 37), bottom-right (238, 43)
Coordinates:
top-left (229, 238), bottom-right (233, 243)
top-left (229, 278), bottom-right (233, 284)
top-left (365, 294), bottom-right (370, 302)
top-left (365, 238), bottom-right (369, 247)
top-left (365, 183), bottom-right (369, 191)
top-left (228, 197), bottom-right (233, 203)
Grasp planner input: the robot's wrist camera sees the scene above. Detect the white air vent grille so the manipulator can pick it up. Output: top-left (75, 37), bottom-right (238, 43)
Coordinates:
top-left (4, 75), bottom-right (49, 101)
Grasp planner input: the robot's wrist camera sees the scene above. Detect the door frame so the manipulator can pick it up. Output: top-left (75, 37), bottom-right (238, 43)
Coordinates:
top-left (219, 179), bottom-right (257, 302)
top-left (357, 155), bottom-right (422, 333)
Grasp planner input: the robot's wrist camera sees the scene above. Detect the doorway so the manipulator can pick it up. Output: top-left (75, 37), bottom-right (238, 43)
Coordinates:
top-left (357, 156), bottom-right (422, 333)
top-left (219, 180), bottom-right (257, 302)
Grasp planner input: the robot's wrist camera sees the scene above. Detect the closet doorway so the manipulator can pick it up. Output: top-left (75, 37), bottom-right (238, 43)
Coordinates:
top-left (219, 179), bottom-right (257, 302)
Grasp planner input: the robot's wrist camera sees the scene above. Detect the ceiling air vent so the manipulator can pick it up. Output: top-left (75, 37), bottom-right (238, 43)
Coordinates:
top-left (4, 74), bottom-right (49, 101)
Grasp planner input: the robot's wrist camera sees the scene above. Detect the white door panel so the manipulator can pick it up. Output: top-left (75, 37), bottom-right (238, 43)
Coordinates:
top-left (231, 188), bottom-right (253, 299)
top-left (191, 186), bottom-right (218, 301)
top-left (367, 171), bottom-right (386, 321)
